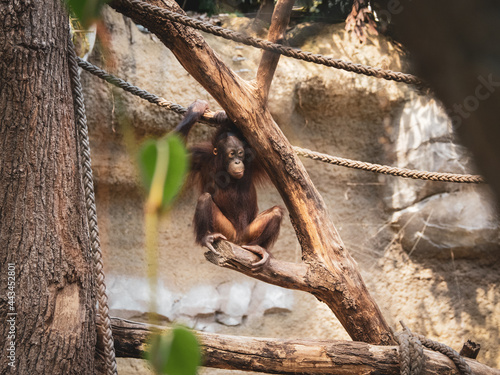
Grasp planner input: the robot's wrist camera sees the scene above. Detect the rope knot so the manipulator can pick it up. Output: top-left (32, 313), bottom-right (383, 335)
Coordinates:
top-left (395, 321), bottom-right (472, 375)
top-left (395, 322), bottom-right (425, 375)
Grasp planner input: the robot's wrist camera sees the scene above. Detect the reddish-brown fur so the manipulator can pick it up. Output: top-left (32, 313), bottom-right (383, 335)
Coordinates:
top-left (176, 100), bottom-right (283, 259)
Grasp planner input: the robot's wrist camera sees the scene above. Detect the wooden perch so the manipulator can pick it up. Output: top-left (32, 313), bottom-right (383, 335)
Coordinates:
top-left (99, 317), bottom-right (500, 375)
top-left (108, 0), bottom-right (394, 345)
top-left (204, 240), bottom-right (310, 291)
top-left (205, 238), bottom-right (381, 315)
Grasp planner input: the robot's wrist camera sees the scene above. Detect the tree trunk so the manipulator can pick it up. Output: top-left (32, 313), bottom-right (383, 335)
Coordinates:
top-left (0, 1), bottom-right (96, 374)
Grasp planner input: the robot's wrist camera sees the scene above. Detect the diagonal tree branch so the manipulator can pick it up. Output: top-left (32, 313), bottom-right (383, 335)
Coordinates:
top-left (255, 0), bottom-right (295, 101)
top-left (108, 0), bottom-right (395, 345)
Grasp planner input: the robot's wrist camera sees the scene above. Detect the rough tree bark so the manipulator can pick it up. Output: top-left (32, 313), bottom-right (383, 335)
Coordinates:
top-left (0, 1), bottom-right (96, 374)
top-left (107, 0), bottom-right (397, 346)
top-left (108, 0), bottom-right (395, 346)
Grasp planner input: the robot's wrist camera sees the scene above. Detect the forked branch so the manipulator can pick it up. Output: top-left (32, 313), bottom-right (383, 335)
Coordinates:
top-left (109, 0), bottom-right (395, 345)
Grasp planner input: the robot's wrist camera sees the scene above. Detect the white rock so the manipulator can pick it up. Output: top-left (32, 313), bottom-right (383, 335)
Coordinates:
top-left (107, 275), bottom-right (151, 312)
top-left (384, 94), bottom-right (473, 210)
top-left (107, 275), bottom-right (178, 320)
top-left (156, 285), bottom-right (177, 320)
top-left (216, 312), bottom-right (243, 326)
top-left (177, 284), bottom-right (220, 316)
top-left (248, 282), bottom-right (294, 316)
top-left (393, 97), bottom-right (452, 151)
top-left (392, 189), bottom-right (500, 256)
top-left (218, 281), bottom-right (254, 317)
top-left (176, 314), bottom-right (218, 332)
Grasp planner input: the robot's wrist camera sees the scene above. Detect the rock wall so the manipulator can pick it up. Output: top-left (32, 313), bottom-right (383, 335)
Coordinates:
top-left (81, 8), bottom-right (500, 374)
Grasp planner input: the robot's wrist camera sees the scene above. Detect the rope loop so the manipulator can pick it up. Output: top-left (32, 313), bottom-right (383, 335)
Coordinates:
top-left (396, 324), bottom-right (425, 375)
top-left (396, 322), bottom-right (472, 375)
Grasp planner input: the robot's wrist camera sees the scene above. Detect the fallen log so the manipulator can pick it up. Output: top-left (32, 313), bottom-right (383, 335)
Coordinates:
top-left (99, 317), bottom-right (500, 375)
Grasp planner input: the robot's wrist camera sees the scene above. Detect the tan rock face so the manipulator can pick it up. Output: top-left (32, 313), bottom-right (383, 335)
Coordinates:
top-left (82, 8), bottom-right (500, 373)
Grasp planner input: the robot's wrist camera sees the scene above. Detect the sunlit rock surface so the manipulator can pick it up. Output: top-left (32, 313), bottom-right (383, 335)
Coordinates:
top-left (107, 275), bottom-right (293, 330)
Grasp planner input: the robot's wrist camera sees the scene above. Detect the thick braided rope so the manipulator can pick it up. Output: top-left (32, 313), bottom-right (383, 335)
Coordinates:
top-left (78, 59), bottom-right (484, 184)
top-left (415, 333), bottom-right (472, 375)
top-left (124, 0), bottom-right (422, 85)
top-left (77, 58), bottom-right (187, 115)
top-left (397, 331), bottom-right (412, 375)
top-left (294, 146), bottom-right (485, 184)
top-left (397, 323), bottom-right (472, 375)
top-left (396, 327), bottom-right (425, 375)
top-left (409, 336), bottom-right (425, 375)
top-left (68, 38), bottom-right (118, 375)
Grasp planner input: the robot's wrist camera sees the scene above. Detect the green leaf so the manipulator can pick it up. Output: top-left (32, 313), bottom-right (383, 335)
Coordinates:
top-left (138, 134), bottom-right (189, 212)
top-left (163, 134), bottom-right (189, 207)
top-left (66, 0), bottom-right (108, 28)
top-left (145, 333), bottom-right (170, 373)
top-left (138, 139), bottom-right (158, 192)
top-left (146, 326), bottom-right (201, 375)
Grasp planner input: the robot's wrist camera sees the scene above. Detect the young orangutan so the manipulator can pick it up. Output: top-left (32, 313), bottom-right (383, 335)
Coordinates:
top-left (175, 100), bottom-right (283, 269)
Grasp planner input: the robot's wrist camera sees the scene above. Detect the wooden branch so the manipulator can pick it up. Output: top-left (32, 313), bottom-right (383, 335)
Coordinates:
top-left (99, 317), bottom-right (500, 375)
top-left (255, 0), bottom-right (295, 101)
top-left (204, 239), bottom-right (310, 290)
top-left (460, 340), bottom-right (481, 360)
top-left (108, 0), bottom-right (395, 345)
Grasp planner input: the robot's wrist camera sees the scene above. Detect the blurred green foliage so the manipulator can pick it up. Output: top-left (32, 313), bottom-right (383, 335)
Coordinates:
top-left (138, 134), bottom-right (189, 213)
top-left (146, 326), bottom-right (202, 375)
top-left (65, 0), bottom-right (109, 27)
